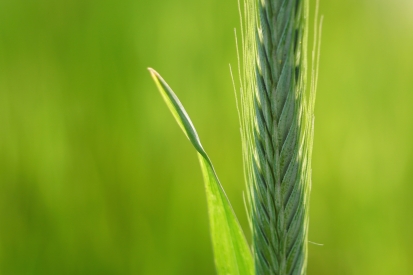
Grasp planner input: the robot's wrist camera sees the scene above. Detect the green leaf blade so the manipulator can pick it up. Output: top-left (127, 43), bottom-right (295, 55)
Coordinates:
top-left (149, 68), bottom-right (253, 275)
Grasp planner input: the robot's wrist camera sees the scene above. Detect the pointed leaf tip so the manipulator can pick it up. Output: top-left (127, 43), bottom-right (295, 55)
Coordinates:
top-left (149, 69), bottom-right (253, 275)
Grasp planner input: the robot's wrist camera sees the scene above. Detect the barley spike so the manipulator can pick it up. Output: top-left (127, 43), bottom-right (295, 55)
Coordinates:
top-left (236, 0), bottom-right (321, 274)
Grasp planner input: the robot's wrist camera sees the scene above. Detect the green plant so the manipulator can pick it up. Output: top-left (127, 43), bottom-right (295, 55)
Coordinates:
top-left (149, 0), bottom-right (322, 274)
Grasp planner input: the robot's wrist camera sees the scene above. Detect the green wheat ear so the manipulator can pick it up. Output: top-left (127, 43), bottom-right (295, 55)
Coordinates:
top-left (237, 0), bottom-right (322, 274)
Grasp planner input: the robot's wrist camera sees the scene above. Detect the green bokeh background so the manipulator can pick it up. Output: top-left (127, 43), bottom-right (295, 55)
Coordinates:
top-left (1, 0), bottom-right (412, 274)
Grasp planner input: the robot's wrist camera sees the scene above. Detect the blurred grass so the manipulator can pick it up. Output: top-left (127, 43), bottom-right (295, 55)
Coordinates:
top-left (0, 0), bottom-right (412, 274)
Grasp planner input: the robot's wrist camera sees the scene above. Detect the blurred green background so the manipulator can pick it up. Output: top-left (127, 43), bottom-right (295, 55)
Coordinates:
top-left (1, 0), bottom-right (412, 274)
